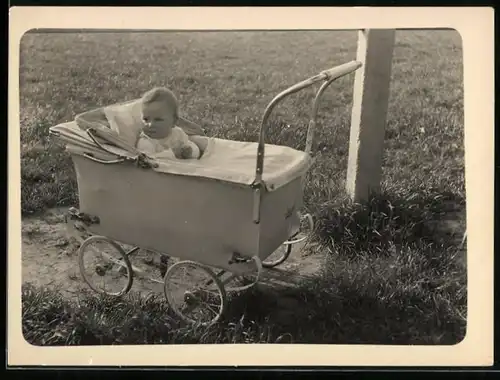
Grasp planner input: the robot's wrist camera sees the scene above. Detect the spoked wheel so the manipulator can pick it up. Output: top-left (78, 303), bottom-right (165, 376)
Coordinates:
top-left (78, 235), bottom-right (133, 296)
top-left (164, 260), bottom-right (227, 326)
top-left (262, 213), bottom-right (314, 269)
top-left (120, 247), bottom-right (169, 287)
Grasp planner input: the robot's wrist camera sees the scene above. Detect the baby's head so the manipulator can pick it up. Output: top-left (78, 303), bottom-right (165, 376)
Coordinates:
top-left (140, 87), bottom-right (179, 139)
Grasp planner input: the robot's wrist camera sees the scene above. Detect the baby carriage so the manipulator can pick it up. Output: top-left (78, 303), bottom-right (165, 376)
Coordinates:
top-left (49, 60), bottom-right (362, 325)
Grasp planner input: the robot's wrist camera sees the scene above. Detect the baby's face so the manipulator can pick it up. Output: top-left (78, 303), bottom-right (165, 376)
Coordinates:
top-left (141, 101), bottom-right (177, 139)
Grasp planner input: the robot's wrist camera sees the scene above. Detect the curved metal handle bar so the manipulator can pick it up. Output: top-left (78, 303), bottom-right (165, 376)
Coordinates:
top-left (251, 60), bottom-right (362, 224)
top-left (253, 60), bottom-right (362, 186)
top-left (304, 76), bottom-right (340, 155)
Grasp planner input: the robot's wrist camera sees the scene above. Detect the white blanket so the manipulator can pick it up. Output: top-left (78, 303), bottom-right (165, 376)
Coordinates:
top-left (150, 136), bottom-right (311, 189)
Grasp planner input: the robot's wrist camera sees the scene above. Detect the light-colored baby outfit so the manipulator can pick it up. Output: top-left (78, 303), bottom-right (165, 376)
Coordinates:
top-left (137, 127), bottom-right (201, 159)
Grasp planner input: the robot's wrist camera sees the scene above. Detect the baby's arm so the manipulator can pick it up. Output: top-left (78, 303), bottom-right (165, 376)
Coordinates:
top-left (170, 128), bottom-right (200, 159)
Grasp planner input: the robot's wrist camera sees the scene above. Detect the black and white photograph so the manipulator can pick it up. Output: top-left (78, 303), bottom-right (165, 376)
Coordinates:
top-left (8, 6), bottom-right (493, 367)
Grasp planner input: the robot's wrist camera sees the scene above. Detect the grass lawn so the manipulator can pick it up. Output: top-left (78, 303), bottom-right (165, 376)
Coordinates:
top-left (20, 29), bottom-right (466, 345)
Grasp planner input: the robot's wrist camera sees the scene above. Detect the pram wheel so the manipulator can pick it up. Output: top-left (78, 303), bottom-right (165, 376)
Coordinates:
top-left (163, 260), bottom-right (227, 325)
top-left (78, 235), bottom-right (133, 296)
top-left (262, 213), bottom-right (314, 268)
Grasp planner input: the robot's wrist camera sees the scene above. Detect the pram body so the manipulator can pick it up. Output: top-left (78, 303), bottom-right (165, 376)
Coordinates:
top-left (64, 133), bottom-right (307, 275)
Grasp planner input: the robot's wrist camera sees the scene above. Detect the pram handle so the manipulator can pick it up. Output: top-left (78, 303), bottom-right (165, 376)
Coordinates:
top-left (253, 60), bottom-right (362, 187)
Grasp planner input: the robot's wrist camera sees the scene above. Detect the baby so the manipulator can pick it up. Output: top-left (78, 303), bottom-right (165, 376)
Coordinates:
top-left (138, 87), bottom-right (201, 159)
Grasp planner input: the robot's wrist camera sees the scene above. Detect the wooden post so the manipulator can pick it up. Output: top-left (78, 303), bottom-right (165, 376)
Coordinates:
top-left (346, 29), bottom-right (395, 202)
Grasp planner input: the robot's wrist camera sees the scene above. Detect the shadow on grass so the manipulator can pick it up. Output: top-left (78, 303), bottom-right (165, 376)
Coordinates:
top-left (220, 278), bottom-right (466, 345)
top-left (313, 188), bottom-right (466, 257)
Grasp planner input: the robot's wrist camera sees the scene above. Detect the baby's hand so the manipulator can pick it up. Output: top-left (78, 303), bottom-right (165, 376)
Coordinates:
top-left (172, 144), bottom-right (192, 159)
top-left (179, 145), bottom-right (193, 159)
